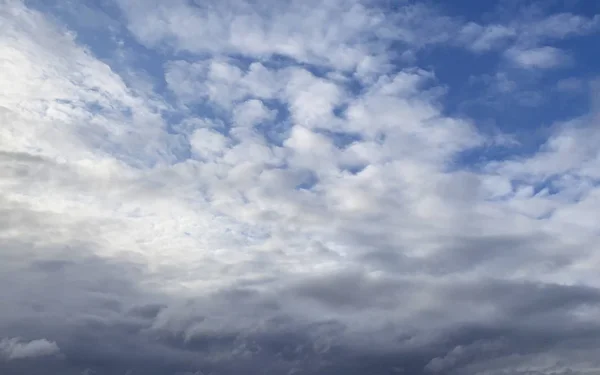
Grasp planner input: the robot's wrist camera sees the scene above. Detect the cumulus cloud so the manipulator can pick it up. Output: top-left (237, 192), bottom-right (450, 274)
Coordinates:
top-left (1, 0), bottom-right (600, 374)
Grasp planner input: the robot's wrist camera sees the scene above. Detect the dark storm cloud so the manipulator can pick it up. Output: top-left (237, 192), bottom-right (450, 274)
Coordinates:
top-left (4, 229), bottom-right (600, 375)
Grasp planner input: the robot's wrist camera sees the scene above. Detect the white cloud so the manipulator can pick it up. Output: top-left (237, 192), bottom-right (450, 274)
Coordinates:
top-left (232, 99), bottom-right (276, 128)
top-left (505, 46), bottom-right (570, 69)
top-left (165, 59), bottom-right (284, 109)
top-left (189, 128), bottom-right (230, 161)
top-left (285, 68), bottom-right (345, 129)
top-left (117, 0), bottom-right (386, 71)
top-left (116, 0), bottom-right (463, 72)
top-left (524, 12), bottom-right (600, 41)
top-left (459, 23), bottom-right (516, 52)
top-left (0, 337), bottom-right (61, 360)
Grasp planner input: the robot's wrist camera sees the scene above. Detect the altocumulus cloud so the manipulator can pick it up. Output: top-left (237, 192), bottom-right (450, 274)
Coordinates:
top-left (1, 0), bottom-right (600, 374)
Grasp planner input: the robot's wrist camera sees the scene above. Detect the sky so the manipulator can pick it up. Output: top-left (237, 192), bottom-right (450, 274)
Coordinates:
top-left (1, 0), bottom-right (600, 374)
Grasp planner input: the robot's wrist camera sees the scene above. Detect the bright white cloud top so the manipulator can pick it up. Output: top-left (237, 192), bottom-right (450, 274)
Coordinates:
top-left (1, 0), bottom-right (600, 374)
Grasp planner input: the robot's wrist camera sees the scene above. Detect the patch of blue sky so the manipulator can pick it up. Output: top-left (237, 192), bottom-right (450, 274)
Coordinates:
top-left (416, 1), bottom-right (599, 169)
top-left (438, 69), bottom-right (594, 168)
top-left (295, 170), bottom-right (320, 191)
top-left (254, 100), bottom-right (292, 146)
top-left (340, 164), bottom-right (368, 175)
top-left (421, 37), bottom-right (591, 124)
top-left (314, 129), bottom-right (363, 149)
top-left (533, 178), bottom-right (567, 198)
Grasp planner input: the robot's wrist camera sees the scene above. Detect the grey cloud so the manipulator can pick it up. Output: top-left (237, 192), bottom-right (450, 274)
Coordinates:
top-left (3, 213), bottom-right (600, 375)
top-left (0, 223), bottom-right (196, 374)
top-left (0, 338), bottom-right (61, 360)
top-left (287, 269), bottom-right (412, 311)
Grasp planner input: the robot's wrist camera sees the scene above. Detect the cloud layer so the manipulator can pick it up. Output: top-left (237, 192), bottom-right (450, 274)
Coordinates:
top-left (1, 0), bottom-right (600, 374)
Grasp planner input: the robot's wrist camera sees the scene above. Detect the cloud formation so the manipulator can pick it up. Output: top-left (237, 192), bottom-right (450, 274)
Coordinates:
top-left (1, 0), bottom-right (600, 374)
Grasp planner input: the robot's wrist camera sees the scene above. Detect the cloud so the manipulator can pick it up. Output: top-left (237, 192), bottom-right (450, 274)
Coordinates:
top-left (1, 0), bottom-right (600, 374)
top-left (522, 12), bottom-right (600, 42)
top-left (455, 10), bottom-right (599, 53)
top-left (0, 338), bottom-right (61, 360)
top-left (459, 23), bottom-right (516, 52)
top-left (505, 46), bottom-right (571, 69)
top-left (117, 0), bottom-right (390, 71)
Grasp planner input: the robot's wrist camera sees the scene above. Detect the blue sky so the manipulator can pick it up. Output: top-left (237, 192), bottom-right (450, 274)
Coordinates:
top-left (1, 0), bottom-right (600, 374)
